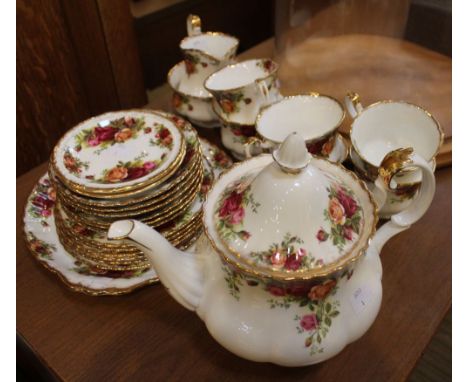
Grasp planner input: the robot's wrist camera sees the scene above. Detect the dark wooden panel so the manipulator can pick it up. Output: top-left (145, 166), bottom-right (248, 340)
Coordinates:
top-left (16, 0), bottom-right (90, 177)
top-left (135, 0), bottom-right (274, 89)
top-left (97, 0), bottom-right (147, 107)
top-left (17, 0), bottom-right (148, 176)
top-left (60, 0), bottom-right (120, 115)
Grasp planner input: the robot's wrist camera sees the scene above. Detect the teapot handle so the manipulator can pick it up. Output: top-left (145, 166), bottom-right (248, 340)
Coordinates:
top-left (187, 14), bottom-right (202, 36)
top-left (371, 148), bottom-right (436, 253)
top-left (345, 92), bottom-right (364, 118)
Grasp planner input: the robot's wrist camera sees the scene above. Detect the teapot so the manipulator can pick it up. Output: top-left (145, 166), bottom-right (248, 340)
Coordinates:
top-left (108, 134), bottom-right (435, 366)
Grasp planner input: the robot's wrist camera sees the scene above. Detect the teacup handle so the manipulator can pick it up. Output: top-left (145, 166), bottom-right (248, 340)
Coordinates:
top-left (371, 148), bottom-right (436, 253)
top-left (256, 79), bottom-right (270, 103)
top-left (345, 92), bottom-right (364, 118)
top-left (244, 136), bottom-right (274, 158)
top-left (187, 14), bottom-right (202, 36)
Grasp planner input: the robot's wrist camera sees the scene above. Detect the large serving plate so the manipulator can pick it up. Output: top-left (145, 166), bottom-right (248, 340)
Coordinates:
top-left (23, 139), bottom-right (232, 295)
top-left (51, 110), bottom-right (185, 197)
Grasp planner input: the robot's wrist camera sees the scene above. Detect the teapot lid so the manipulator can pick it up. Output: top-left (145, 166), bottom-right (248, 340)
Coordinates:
top-left (205, 134), bottom-right (377, 280)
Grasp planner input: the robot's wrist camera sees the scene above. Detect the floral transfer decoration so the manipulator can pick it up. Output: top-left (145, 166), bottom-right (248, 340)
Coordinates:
top-left (183, 53), bottom-right (210, 75)
top-left (151, 124), bottom-right (174, 149)
top-left (250, 233), bottom-right (324, 272)
top-left (73, 116), bottom-right (145, 153)
top-left (63, 151), bottom-right (89, 176)
top-left (222, 266), bottom-right (345, 355)
top-left (217, 92), bottom-right (252, 114)
top-left (27, 177), bottom-right (56, 227)
top-left (26, 231), bottom-right (56, 260)
top-left (317, 183), bottom-right (363, 251)
top-left (71, 260), bottom-right (150, 279)
top-left (256, 58), bottom-right (276, 74)
top-left (209, 147), bottom-right (232, 170)
top-left (307, 135), bottom-right (335, 158)
top-left (215, 179), bottom-right (260, 242)
top-left (172, 92), bottom-right (194, 112)
top-left (229, 125), bottom-right (256, 144)
top-left (88, 152), bottom-right (167, 184)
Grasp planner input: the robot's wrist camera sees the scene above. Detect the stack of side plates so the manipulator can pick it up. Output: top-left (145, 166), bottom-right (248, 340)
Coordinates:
top-left (49, 110), bottom-right (210, 274)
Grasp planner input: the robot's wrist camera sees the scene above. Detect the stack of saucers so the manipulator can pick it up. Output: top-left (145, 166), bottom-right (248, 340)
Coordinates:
top-left (49, 110), bottom-right (211, 273)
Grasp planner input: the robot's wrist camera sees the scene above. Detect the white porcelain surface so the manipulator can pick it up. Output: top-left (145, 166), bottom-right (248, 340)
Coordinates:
top-left (52, 111), bottom-right (184, 190)
top-left (206, 59), bottom-right (281, 125)
top-left (350, 102), bottom-right (441, 167)
top-left (168, 61), bottom-right (218, 125)
top-left (107, 135), bottom-right (436, 366)
top-left (256, 95), bottom-right (344, 143)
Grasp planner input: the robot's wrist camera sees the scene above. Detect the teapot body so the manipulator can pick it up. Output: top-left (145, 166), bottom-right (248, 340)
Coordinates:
top-left (194, 235), bottom-right (383, 366)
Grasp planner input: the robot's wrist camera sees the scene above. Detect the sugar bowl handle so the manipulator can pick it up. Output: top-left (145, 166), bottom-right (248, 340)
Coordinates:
top-left (187, 14), bottom-right (202, 36)
top-left (371, 148), bottom-right (436, 253)
top-left (244, 136), bottom-right (274, 158)
top-left (345, 92), bottom-right (364, 118)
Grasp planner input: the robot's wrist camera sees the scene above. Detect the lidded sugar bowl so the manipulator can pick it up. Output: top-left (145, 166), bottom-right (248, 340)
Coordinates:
top-left (108, 133), bottom-right (435, 366)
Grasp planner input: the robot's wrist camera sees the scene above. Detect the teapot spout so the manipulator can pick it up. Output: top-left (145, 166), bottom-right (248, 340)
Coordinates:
top-left (108, 220), bottom-right (206, 311)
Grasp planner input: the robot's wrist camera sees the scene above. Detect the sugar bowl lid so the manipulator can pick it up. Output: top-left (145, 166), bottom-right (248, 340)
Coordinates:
top-left (204, 133), bottom-right (377, 281)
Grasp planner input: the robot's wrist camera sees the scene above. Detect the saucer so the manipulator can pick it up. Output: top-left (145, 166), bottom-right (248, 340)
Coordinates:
top-left (51, 110), bottom-right (186, 198)
top-left (23, 139), bottom-right (233, 295)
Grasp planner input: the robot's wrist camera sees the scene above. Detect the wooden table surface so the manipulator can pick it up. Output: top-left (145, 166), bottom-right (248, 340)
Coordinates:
top-left (17, 37), bottom-right (452, 381)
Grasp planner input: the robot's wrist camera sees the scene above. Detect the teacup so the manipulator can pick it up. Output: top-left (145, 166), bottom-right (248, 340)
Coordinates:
top-left (220, 122), bottom-right (262, 160)
top-left (205, 58), bottom-right (281, 125)
top-left (345, 92), bottom-right (443, 217)
top-left (168, 61), bottom-right (218, 128)
top-left (244, 94), bottom-right (345, 158)
top-left (178, 14), bottom-right (239, 96)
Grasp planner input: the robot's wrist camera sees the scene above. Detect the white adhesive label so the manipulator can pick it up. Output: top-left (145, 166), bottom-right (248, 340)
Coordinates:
top-left (351, 286), bottom-right (374, 315)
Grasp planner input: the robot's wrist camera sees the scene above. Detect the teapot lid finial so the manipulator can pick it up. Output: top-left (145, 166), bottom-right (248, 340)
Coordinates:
top-left (272, 133), bottom-right (310, 174)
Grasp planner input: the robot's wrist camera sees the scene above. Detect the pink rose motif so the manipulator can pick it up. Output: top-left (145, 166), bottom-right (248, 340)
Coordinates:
top-left (285, 285), bottom-right (310, 297)
top-left (87, 134), bottom-right (100, 147)
top-left (239, 231), bottom-right (251, 241)
top-left (41, 209), bottom-right (52, 217)
top-left (343, 226), bottom-right (353, 241)
top-left (219, 191), bottom-right (243, 223)
top-left (229, 208), bottom-right (245, 225)
top-left (270, 250), bottom-right (287, 267)
top-left (285, 253), bottom-right (303, 271)
top-left (300, 314), bottom-right (319, 331)
top-left (316, 228), bottom-right (328, 242)
top-left (143, 161), bottom-right (156, 171)
top-left (337, 188), bottom-right (358, 218)
top-left (95, 126), bottom-right (119, 142)
top-left (32, 196), bottom-right (54, 210)
top-left (266, 284), bottom-right (286, 296)
top-left (124, 116), bottom-right (135, 127)
top-left (126, 167), bottom-right (147, 180)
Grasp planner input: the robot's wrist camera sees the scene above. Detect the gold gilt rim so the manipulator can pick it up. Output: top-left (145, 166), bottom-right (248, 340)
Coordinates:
top-left (53, 144), bottom-right (203, 208)
top-left (22, 177), bottom-right (158, 296)
top-left (57, 157), bottom-right (203, 217)
top-left (179, 31), bottom-right (239, 64)
top-left (167, 61), bottom-right (213, 101)
top-left (57, 236), bottom-right (147, 267)
top-left (177, 228), bottom-right (204, 250)
top-left (199, 137), bottom-right (234, 172)
top-left (349, 99), bottom-right (444, 174)
top-left (64, 162), bottom-right (203, 221)
top-left (203, 155), bottom-right (378, 282)
top-left (165, 214), bottom-right (203, 243)
top-left (60, 171), bottom-right (202, 230)
top-left (50, 109), bottom-right (187, 198)
top-left (255, 93), bottom-right (346, 145)
top-left (204, 58), bottom-right (279, 94)
top-left (55, 203), bottom-right (143, 251)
